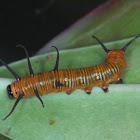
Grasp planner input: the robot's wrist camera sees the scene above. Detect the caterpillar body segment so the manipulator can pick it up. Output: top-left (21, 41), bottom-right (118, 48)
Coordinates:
top-left (11, 52), bottom-right (125, 99)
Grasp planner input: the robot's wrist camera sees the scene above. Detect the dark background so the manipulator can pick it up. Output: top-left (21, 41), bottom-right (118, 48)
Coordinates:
top-left (0, 0), bottom-right (107, 65)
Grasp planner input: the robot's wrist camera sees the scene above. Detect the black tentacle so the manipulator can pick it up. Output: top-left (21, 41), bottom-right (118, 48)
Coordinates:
top-left (92, 36), bottom-right (110, 53)
top-left (3, 92), bottom-right (24, 120)
top-left (17, 45), bottom-right (34, 76)
top-left (51, 46), bottom-right (59, 73)
top-left (121, 36), bottom-right (140, 52)
top-left (0, 59), bottom-right (21, 81)
top-left (34, 88), bottom-right (44, 107)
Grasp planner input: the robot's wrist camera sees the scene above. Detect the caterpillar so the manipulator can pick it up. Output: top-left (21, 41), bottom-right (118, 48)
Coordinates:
top-left (1, 36), bottom-right (139, 120)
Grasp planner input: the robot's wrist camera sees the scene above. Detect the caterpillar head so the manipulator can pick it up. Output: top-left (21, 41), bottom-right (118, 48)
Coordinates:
top-left (92, 36), bottom-right (140, 55)
top-left (7, 85), bottom-right (14, 99)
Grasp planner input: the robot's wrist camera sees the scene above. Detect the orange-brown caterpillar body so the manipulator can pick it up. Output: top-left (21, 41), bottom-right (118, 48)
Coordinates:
top-left (1, 36), bottom-right (139, 120)
top-left (11, 49), bottom-right (126, 98)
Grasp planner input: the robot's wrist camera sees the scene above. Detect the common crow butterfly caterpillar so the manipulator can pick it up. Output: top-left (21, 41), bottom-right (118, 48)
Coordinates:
top-left (1, 36), bottom-right (139, 120)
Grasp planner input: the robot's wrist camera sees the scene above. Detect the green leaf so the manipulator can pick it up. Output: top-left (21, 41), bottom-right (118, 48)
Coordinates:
top-left (0, 133), bottom-right (13, 140)
top-left (0, 82), bottom-right (140, 139)
top-left (0, 38), bottom-right (140, 139)
top-left (36, 0), bottom-right (140, 54)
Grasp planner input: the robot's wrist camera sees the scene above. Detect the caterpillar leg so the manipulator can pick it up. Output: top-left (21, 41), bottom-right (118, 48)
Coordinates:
top-left (83, 87), bottom-right (92, 94)
top-left (110, 79), bottom-right (123, 84)
top-left (103, 88), bottom-right (109, 93)
top-left (117, 79), bottom-right (123, 84)
top-left (101, 83), bottom-right (109, 93)
top-left (66, 89), bottom-right (74, 95)
top-left (109, 81), bottom-right (117, 84)
top-left (86, 92), bottom-right (91, 94)
top-left (112, 78), bottom-right (123, 84)
top-left (66, 92), bottom-right (71, 95)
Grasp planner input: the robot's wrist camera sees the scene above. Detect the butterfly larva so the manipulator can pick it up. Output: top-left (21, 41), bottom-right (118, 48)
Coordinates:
top-left (1, 36), bottom-right (140, 120)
